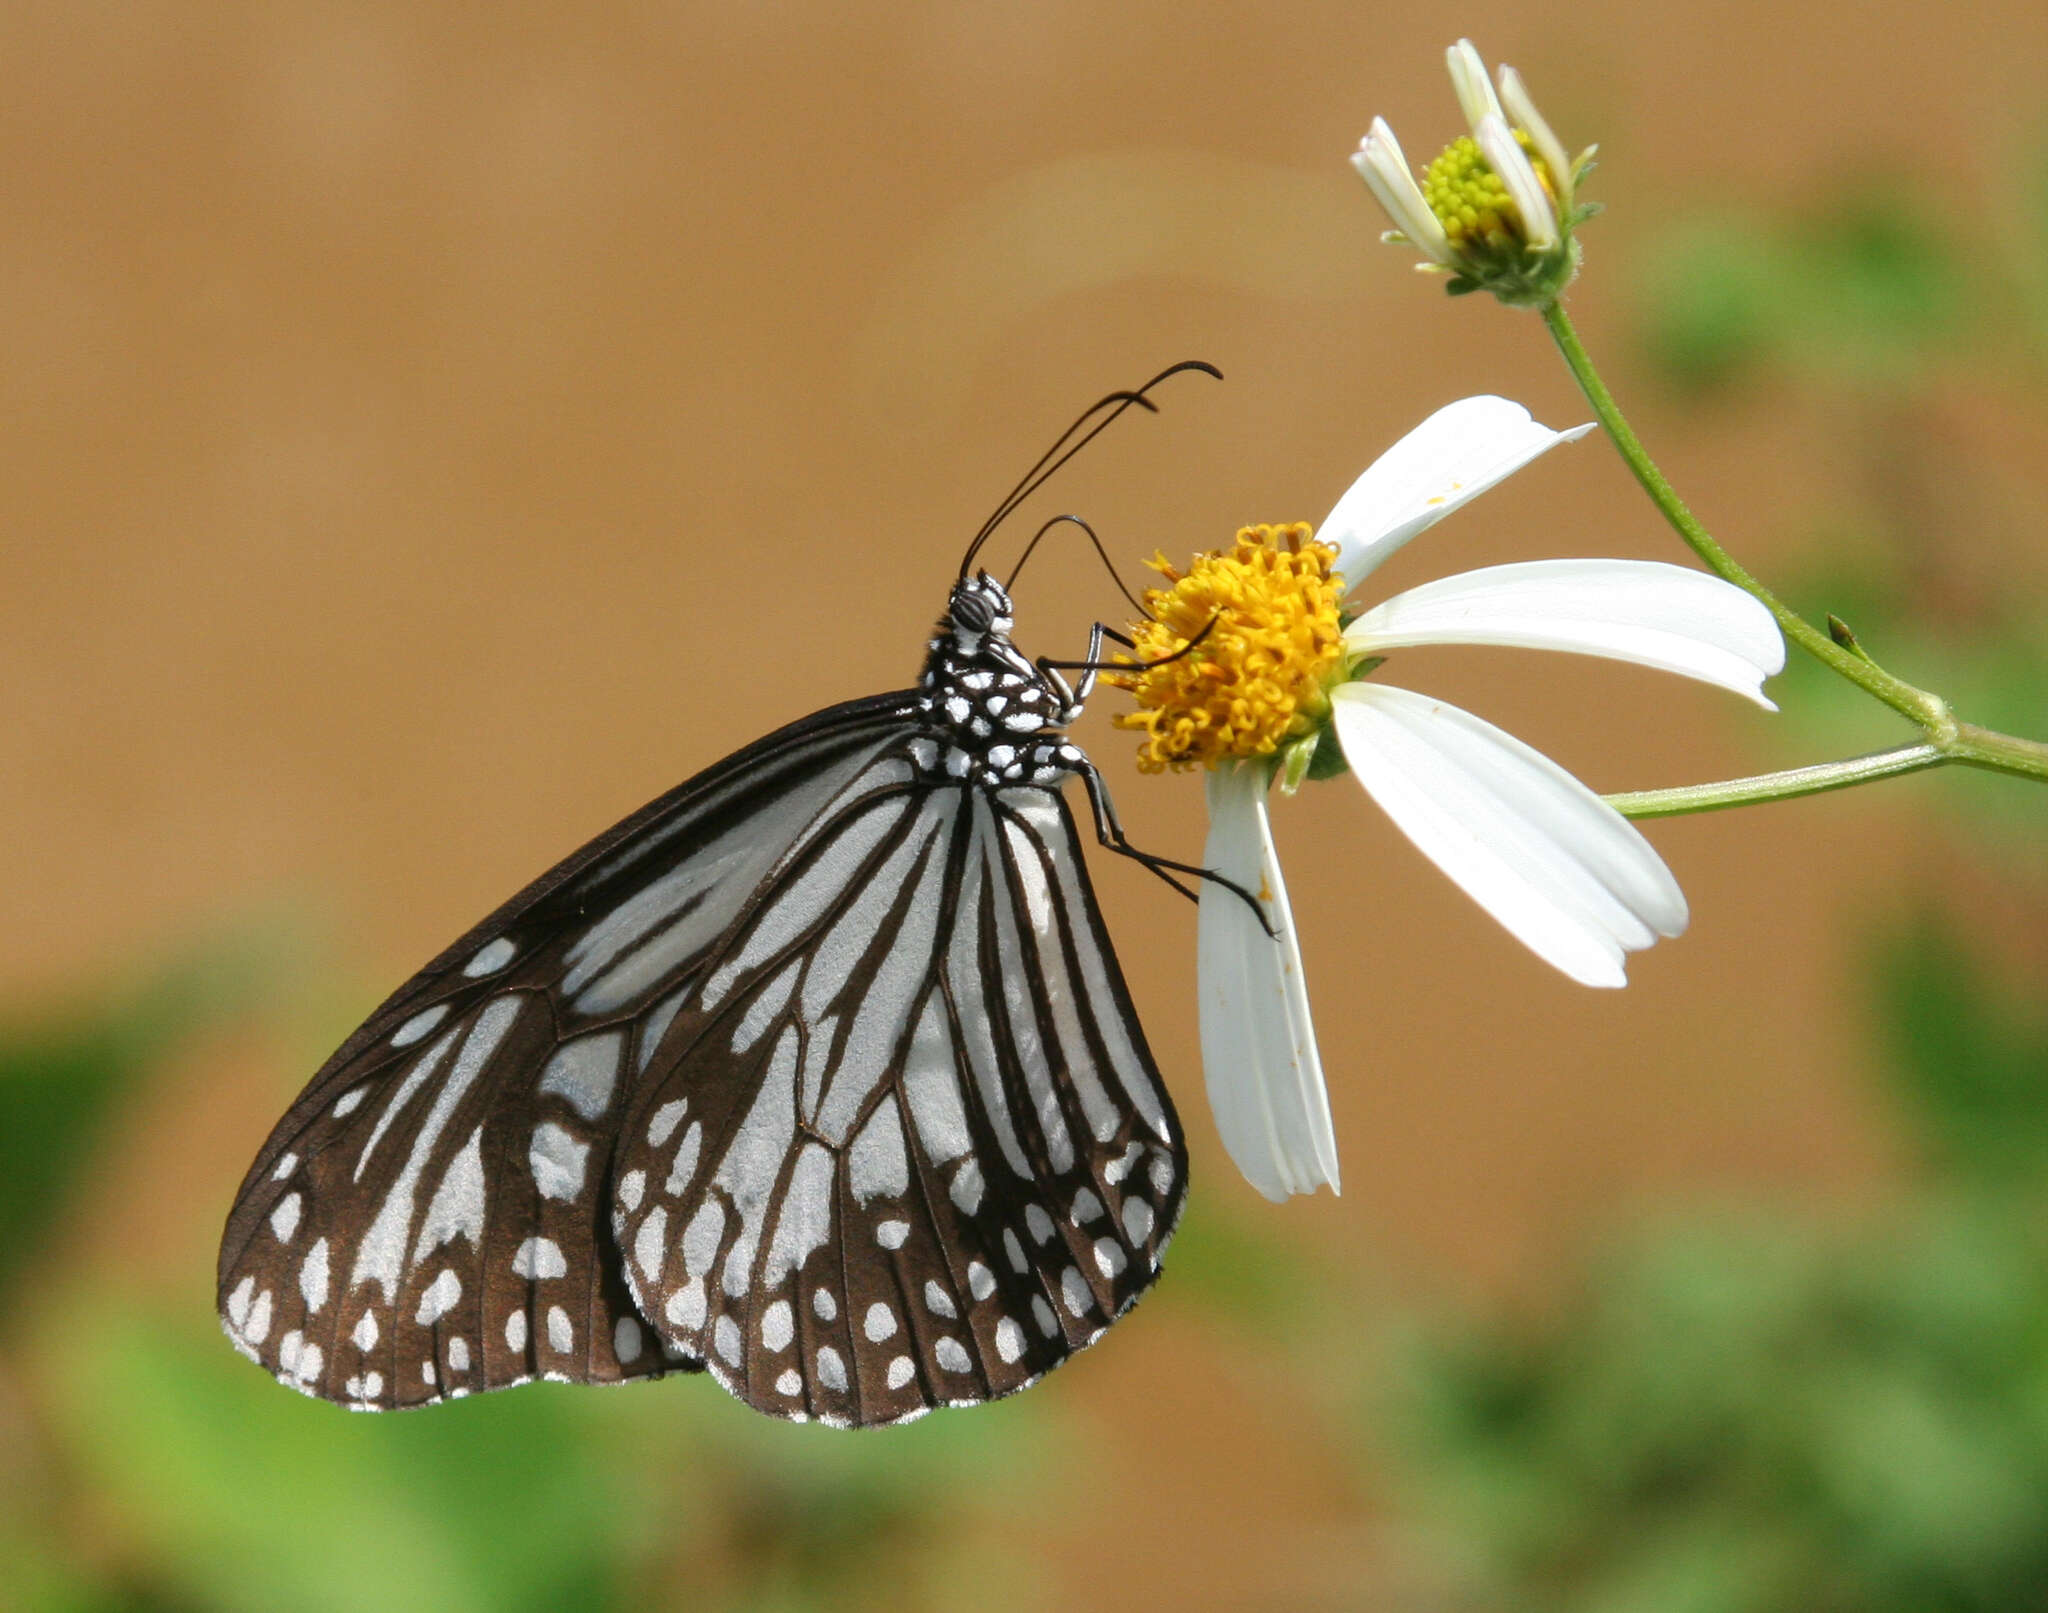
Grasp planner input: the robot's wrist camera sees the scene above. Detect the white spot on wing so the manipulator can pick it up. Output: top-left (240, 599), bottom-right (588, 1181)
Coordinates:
top-left (1032, 1296), bottom-right (1058, 1337)
top-left (817, 1346), bottom-right (847, 1392)
top-left (1093, 1238), bottom-right (1128, 1279)
top-left (665, 1120), bottom-right (703, 1196)
top-left (638, 990), bottom-right (687, 1074)
top-left (528, 1121), bottom-right (589, 1201)
top-left (464, 937), bottom-right (517, 977)
top-left (762, 1142), bottom-right (833, 1287)
top-left (244, 1288), bottom-right (273, 1344)
top-left (614, 1315), bottom-right (643, 1364)
top-left (682, 1200), bottom-right (724, 1279)
top-left (227, 1276), bottom-right (253, 1328)
top-left (538, 1032), bottom-right (623, 1122)
top-left (1060, 1267), bottom-right (1092, 1317)
top-left (413, 1126), bottom-right (487, 1261)
top-left (968, 1261), bottom-right (995, 1301)
top-left (848, 1097), bottom-right (909, 1204)
top-left (635, 1207), bottom-right (668, 1285)
top-left (269, 1192), bottom-right (301, 1243)
top-left (775, 1367), bottom-right (802, 1396)
top-left (446, 1336), bottom-right (469, 1373)
top-left (1122, 1197), bottom-right (1155, 1244)
top-left (761, 1299), bottom-right (794, 1352)
top-left (669, 1277), bottom-right (706, 1330)
top-left (506, 1310), bottom-right (527, 1352)
top-left (1025, 1204), bottom-right (1055, 1243)
top-left (876, 1219), bottom-right (909, 1249)
top-left (511, 1237), bottom-right (567, 1280)
top-left (619, 1169), bottom-right (645, 1212)
top-left (886, 1355), bottom-right (915, 1390)
top-left (416, 1269), bottom-right (462, 1325)
top-left (272, 1152), bottom-right (298, 1181)
top-left (547, 1305), bottom-right (573, 1353)
top-left (352, 1312), bottom-right (378, 1352)
top-left (299, 1237), bottom-right (331, 1313)
top-left (812, 1287), bottom-right (837, 1323)
top-left (714, 1315), bottom-right (741, 1366)
top-left (1003, 1227), bottom-right (1027, 1274)
top-left (332, 1086), bottom-right (368, 1118)
top-left (647, 1098), bottom-right (688, 1148)
top-left (995, 1317), bottom-right (1025, 1363)
top-left (903, 995), bottom-right (971, 1163)
top-left (392, 1004), bottom-right (450, 1047)
top-left (864, 1303), bottom-right (897, 1342)
top-left (935, 1336), bottom-right (970, 1374)
top-left (949, 1157), bottom-right (983, 1215)
top-left (1071, 1187), bottom-right (1105, 1225)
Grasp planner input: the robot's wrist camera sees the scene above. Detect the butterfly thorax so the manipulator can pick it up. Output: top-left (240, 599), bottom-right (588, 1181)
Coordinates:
top-left (910, 573), bottom-right (1087, 789)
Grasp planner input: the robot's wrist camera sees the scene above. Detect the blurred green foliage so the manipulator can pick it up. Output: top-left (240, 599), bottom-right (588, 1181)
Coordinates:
top-left (0, 938), bottom-right (277, 1305)
top-left (1632, 153), bottom-right (2048, 867)
top-left (1379, 908), bottom-right (2048, 1613)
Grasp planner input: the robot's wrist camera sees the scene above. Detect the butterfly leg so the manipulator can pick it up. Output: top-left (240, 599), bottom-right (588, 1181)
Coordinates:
top-left (1072, 754), bottom-right (1277, 937)
top-left (1038, 616), bottom-right (1218, 720)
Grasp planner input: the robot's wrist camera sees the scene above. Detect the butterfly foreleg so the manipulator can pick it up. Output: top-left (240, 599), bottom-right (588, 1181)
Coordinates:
top-left (1038, 613), bottom-right (1221, 716)
top-left (1072, 755), bottom-right (1277, 937)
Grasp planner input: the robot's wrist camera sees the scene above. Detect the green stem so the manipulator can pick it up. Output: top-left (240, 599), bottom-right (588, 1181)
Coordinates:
top-left (1541, 301), bottom-right (1949, 729)
top-left (1541, 298), bottom-right (2048, 790)
top-left (1605, 743), bottom-right (1945, 819)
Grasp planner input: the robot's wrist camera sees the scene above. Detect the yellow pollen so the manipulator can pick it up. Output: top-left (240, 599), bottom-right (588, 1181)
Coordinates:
top-left (1108, 523), bottom-right (1346, 773)
top-left (1421, 132), bottom-right (1556, 253)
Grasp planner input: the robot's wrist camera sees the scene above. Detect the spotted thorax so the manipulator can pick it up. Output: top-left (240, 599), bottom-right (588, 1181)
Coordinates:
top-left (1351, 39), bottom-right (1597, 306)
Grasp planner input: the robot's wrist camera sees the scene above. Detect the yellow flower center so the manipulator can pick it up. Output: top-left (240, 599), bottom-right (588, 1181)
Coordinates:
top-left (1421, 132), bottom-right (1557, 253)
top-left (1108, 523), bottom-right (1346, 773)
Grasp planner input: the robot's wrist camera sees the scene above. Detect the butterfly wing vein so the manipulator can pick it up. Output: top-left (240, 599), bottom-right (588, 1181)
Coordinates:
top-left (218, 695), bottom-right (1186, 1425)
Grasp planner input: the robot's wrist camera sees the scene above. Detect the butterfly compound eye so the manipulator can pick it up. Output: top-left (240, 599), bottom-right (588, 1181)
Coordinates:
top-left (950, 586), bottom-right (995, 633)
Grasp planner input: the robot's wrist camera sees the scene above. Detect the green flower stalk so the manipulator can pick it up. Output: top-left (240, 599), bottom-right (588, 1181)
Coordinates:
top-left (1351, 39), bottom-right (1596, 306)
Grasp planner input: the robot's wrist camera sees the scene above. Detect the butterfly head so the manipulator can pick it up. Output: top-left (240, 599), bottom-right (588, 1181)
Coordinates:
top-left (945, 571), bottom-right (1015, 650)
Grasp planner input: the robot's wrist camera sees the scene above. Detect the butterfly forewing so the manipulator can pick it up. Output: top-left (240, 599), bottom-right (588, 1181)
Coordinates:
top-left (612, 775), bottom-right (1187, 1426)
top-left (217, 697), bottom-right (918, 1408)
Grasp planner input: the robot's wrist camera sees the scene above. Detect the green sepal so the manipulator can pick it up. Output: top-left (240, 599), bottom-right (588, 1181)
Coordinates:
top-left (1346, 654), bottom-right (1386, 681)
top-left (1276, 730), bottom-right (1319, 795)
top-left (1302, 721), bottom-right (1352, 783)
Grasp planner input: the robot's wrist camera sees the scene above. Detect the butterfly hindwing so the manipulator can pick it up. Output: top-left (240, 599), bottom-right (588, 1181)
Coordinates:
top-left (612, 774), bottom-right (1188, 1426)
top-left (216, 696), bottom-right (920, 1408)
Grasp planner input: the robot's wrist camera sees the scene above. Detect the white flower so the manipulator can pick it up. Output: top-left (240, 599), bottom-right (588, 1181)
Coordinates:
top-left (1200, 397), bottom-right (1785, 1200)
top-left (1352, 40), bottom-right (1592, 304)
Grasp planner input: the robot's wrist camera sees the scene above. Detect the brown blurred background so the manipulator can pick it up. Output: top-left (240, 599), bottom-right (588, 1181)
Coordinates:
top-left (7, 3), bottom-right (2048, 1610)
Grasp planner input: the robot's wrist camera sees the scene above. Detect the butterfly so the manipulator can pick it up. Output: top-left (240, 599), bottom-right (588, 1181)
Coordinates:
top-left (217, 362), bottom-right (1253, 1427)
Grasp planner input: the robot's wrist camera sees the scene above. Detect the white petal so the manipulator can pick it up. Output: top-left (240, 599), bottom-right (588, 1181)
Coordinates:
top-left (1351, 118), bottom-right (1453, 265)
top-left (1346, 559), bottom-right (1786, 708)
top-left (1446, 39), bottom-right (1504, 132)
top-left (1498, 65), bottom-right (1573, 204)
top-left (1197, 767), bottom-right (1339, 1201)
top-left (1319, 397), bottom-right (1595, 590)
top-left (1330, 684), bottom-right (1687, 987)
top-left (1475, 113), bottom-right (1557, 250)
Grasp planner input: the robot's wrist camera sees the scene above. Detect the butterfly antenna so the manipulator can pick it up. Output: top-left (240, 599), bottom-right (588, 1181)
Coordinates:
top-left (959, 359), bottom-right (1221, 578)
top-left (1006, 514), bottom-right (1151, 620)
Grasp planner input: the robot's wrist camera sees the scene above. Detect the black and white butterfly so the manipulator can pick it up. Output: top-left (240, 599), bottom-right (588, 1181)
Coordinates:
top-left (218, 363), bottom-right (1248, 1427)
